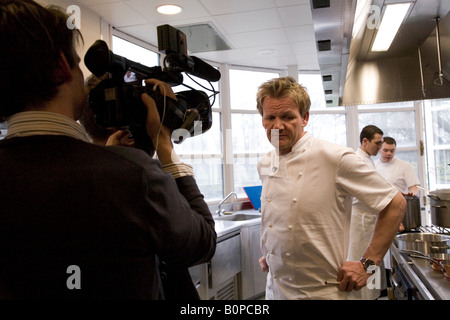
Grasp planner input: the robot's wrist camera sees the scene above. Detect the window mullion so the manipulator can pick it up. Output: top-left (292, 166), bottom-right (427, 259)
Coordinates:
top-left (219, 63), bottom-right (234, 197)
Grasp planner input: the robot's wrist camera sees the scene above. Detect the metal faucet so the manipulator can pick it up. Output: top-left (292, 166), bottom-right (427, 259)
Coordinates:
top-left (215, 192), bottom-right (237, 216)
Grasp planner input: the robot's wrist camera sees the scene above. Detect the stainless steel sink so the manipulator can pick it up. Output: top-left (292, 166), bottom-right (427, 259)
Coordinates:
top-left (216, 213), bottom-right (260, 222)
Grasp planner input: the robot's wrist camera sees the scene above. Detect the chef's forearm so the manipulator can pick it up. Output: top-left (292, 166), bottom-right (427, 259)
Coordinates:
top-left (362, 192), bottom-right (406, 265)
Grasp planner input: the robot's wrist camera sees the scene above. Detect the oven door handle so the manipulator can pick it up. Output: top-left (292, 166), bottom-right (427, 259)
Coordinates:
top-left (391, 275), bottom-right (400, 288)
top-left (391, 275), bottom-right (407, 299)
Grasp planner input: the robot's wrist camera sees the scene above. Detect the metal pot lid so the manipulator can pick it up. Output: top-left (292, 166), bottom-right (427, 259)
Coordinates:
top-left (404, 195), bottom-right (419, 200)
top-left (430, 189), bottom-right (450, 201)
top-left (396, 233), bottom-right (450, 242)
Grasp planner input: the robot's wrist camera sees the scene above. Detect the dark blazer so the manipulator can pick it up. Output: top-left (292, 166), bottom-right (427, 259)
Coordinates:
top-left (0, 135), bottom-right (216, 299)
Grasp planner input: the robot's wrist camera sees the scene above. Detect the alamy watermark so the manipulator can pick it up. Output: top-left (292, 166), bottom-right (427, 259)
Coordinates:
top-left (66, 265), bottom-right (81, 290)
top-left (66, 5), bottom-right (81, 30)
top-left (366, 265), bottom-right (382, 290)
top-left (366, 5), bottom-right (383, 30)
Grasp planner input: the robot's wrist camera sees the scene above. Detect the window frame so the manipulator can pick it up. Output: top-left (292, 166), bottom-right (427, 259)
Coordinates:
top-left (108, 30), bottom-right (444, 216)
top-left (424, 98), bottom-right (450, 192)
top-left (112, 30), bottom-right (160, 59)
top-left (226, 65), bottom-right (281, 197)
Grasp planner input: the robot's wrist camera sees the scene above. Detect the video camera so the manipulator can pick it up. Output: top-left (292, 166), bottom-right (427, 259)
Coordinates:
top-left (84, 24), bottom-right (221, 149)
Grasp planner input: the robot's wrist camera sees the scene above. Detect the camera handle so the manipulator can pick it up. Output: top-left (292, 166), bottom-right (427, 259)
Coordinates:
top-left (143, 85), bottom-right (186, 132)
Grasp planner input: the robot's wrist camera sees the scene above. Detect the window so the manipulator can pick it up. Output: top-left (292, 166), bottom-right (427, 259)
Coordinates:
top-left (358, 102), bottom-right (421, 177)
top-left (424, 98), bottom-right (450, 189)
top-left (300, 72), bottom-right (347, 146)
top-left (231, 113), bottom-right (272, 196)
top-left (229, 68), bottom-right (280, 197)
top-left (229, 69), bottom-right (278, 111)
top-left (358, 111), bottom-right (417, 146)
top-left (176, 111), bottom-right (223, 201)
top-left (308, 113), bottom-right (347, 146)
top-left (172, 73), bottom-right (222, 201)
top-left (112, 36), bottom-right (159, 68)
top-left (298, 73), bottom-right (326, 110)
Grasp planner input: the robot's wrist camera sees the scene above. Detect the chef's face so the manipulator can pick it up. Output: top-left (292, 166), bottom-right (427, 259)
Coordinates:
top-left (380, 142), bottom-right (396, 163)
top-left (364, 133), bottom-right (383, 156)
top-left (262, 96), bottom-right (308, 156)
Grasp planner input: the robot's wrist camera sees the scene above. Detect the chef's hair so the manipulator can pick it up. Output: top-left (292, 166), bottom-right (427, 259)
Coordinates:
top-left (360, 125), bottom-right (383, 143)
top-left (383, 136), bottom-right (396, 146)
top-left (256, 76), bottom-right (311, 117)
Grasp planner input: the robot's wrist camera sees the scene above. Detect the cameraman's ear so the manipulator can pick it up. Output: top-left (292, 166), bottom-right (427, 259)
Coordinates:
top-left (54, 51), bottom-right (73, 85)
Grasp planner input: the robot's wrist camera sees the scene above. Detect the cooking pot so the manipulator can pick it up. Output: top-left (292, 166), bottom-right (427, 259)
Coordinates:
top-left (396, 233), bottom-right (450, 255)
top-left (400, 250), bottom-right (447, 272)
top-left (440, 259), bottom-right (450, 280)
top-left (429, 253), bottom-right (450, 271)
top-left (431, 189), bottom-right (450, 201)
top-left (402, 195), bottom-right (421, 230)
top-left (428, 192), bottom-right (450, 228)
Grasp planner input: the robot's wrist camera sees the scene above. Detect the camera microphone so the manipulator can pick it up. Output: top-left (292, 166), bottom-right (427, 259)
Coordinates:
top-left (189, 56), bottom-right (221, 82)
top-left (165, 54), bottom-right (221, 83)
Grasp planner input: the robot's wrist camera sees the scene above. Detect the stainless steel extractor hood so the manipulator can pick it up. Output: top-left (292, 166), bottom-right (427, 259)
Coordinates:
top-left (311, 0), bottom-right (450, 106)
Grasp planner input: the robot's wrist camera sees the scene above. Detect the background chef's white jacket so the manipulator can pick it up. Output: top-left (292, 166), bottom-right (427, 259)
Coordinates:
top-left (375, 157), bottom-right (420, 272)
top-left (349, 148), bottom-right (387, 299)
top-left (356, 148), bottom-right (375, 168)
top-left (375, 158), bottom-right (420, 194)
top-left (257, 132), bottom-right (398, 300)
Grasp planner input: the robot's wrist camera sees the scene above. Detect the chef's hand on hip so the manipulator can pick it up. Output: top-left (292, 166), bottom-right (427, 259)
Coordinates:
top-left (259, 256), bottom-right (269, 272)
top-left (336, 261), bottom-right (370, 291)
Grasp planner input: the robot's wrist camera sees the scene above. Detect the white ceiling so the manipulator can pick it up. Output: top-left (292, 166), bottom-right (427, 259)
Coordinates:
top-left (75, 0), bottom-right (320, 71)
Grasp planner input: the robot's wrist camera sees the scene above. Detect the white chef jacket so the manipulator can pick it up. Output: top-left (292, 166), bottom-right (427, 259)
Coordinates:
top-left (349, 148), bottom-right (388, 299)
top-left (257, 133), bottom-right (398, 300)
top-left (349, 149), bottom-right (377, 255)
top-left (356, 148), bottom-right (375, 169)
top-left (375, 157), bottom-right (420, 272)
top-left (375, 158), bottom-right (420, 194)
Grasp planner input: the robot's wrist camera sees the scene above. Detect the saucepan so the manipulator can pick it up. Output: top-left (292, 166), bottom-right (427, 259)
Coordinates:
top-left (402, 195), bottom-right (421, 230)
top-left (427, 191), bottom-right (450, 228)
top-left (396, 233), bottom-right (450, 255)
top-left (400, 249), bottom-right (449, 275)
top-left (417, 186), bottom-right (450, 228)
top-left (429, 253), bottom-right (450, 271)
top-left (440, 259), bottom-right (450, 280)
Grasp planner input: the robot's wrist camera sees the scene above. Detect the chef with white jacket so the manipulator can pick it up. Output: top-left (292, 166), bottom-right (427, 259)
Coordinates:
top-left (348, 125), bottom-right (386, 300)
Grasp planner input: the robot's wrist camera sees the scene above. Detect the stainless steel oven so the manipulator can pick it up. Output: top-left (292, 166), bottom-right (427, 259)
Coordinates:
top-left (390, 226), bottom-right (450, 300)
top-left (391, 251), bottom-right (424, 299)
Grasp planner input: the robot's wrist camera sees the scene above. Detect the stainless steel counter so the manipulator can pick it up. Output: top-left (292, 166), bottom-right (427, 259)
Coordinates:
top-left (214, 209), bottom-right (261, 238)
top-left (391, 243), bottom-right (450, 300)
top-left (190, 209), bottom-right (263, 300)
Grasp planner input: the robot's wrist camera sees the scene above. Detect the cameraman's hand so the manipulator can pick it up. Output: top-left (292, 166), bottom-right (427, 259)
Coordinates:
top-left (106, 130), bottom-right (135, 147)
top-left (141, 79), bottom-right (176, 165)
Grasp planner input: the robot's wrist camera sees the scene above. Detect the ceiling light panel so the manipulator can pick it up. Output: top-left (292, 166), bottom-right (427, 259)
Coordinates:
top-left (371, 2), bottom-right (412, 52)
top-left (156, 4), bottom-right (182, 15)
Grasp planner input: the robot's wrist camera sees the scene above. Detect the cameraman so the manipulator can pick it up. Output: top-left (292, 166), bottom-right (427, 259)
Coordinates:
top-left (0, 0), bottom-right (216, 300)
top-left (82, 75), bottom-right (206, 300)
